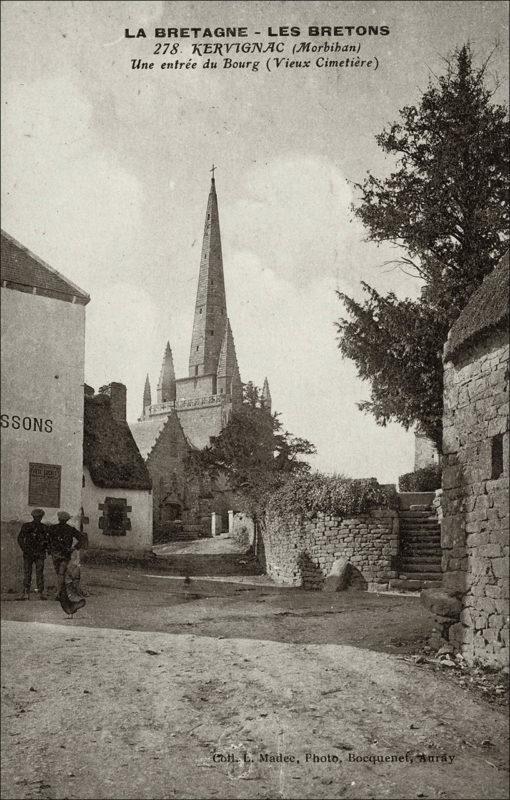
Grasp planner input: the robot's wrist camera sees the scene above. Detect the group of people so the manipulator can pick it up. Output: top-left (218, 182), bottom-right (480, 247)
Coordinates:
top-left (18, 508), bottom-right (86, 601)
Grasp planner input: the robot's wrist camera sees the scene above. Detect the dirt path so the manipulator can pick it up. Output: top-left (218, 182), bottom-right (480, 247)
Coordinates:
top-left (1, 571), bottom-right (508, 800)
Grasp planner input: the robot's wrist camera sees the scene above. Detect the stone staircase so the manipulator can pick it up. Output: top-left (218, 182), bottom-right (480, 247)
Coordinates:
top-left (390, 498), bottom-right (442, 592)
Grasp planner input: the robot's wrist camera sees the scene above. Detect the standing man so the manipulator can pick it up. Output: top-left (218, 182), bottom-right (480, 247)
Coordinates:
top-left (17, 509), bottom-right (48, 600)
top-left (47, 511), bottom-right (84, 598)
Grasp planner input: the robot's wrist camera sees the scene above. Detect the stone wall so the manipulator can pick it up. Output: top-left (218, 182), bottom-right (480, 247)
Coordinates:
top-left (259, 508), bottom-right (399, 592)
top-left (414, 432), bottom-right (440, 470)
top-left (440, 327), bottom-right (509, 667)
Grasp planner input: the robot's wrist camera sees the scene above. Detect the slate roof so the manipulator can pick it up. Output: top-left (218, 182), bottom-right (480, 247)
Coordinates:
top-left (446, 252), bottom-right (509, 360)
top-left (1, 230), bottom-right (90, 304)
top-left (84, 395), bottom-right (152, 490)
top-left (129, 417), bottom-right (169, 460)
top-left (130, 412), bottom-right (193, 461)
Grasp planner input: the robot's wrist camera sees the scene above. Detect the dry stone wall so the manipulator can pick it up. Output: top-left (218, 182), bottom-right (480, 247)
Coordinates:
top-left (260, 508), bottom-right (399, 592)
top-left (440, 328), bottom-right (509, 667)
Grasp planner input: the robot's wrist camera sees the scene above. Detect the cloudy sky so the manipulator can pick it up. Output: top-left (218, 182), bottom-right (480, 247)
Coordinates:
top-left (2, 1), bottom-right (508, 483)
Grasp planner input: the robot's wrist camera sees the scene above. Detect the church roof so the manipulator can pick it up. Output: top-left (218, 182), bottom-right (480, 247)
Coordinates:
top-left (1, 230), bottom-right (90, 305)
top-left (130, 412), bottom-right (193, 461)
top-left (129, 416), bottom-right (169, 460)
top-left (445, 252), bottom-right (509, 360)
top-left (84, 395), bottom-right (152, 490)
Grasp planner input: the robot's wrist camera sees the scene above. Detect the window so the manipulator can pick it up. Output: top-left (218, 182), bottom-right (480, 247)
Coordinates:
top-left (210, 330), bottom-right (214, 336)
top-left (196, 346), bottom-right (199, 351)
top-left (491, 434), bottom-right (505, 479)
top-left (195, 366), bottom-right (199, 376)
top-left (98, 497), bottom-right (132, 536)
top-left (199, 308), bottom-right (203, 314)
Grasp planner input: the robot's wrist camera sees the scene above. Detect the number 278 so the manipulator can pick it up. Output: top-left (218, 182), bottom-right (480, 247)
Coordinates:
top-left (154, 43), bottom-right (179, 55)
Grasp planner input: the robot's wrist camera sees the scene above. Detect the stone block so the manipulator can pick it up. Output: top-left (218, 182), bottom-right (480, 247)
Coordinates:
top-left (492, 557), bottom-right (509, 578)
top-left (449, 622), bottom-right (471, 645)
top-left (442, 571), bottom-right (467, 597)
top-left (323, 559), bottom-right (351, 592)
top-left (443, 465), bottom-right (463, 490)
top-left (479, 544), bottom-right (504, 559)
top-left (421, 589), bottom-right (462, 619)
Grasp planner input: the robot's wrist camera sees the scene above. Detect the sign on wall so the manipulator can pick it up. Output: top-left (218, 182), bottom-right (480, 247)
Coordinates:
top-left (28, 463), bottom-right (61, 508)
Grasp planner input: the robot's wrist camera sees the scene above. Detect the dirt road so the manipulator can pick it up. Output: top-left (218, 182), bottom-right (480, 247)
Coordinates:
top-left (1, 567), bottom-right (508, 800)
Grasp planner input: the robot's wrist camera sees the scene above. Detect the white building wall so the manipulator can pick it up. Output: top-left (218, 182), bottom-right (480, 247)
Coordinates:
top-left (1, 288), bottom-right (86, 591)
top-left (82, 468), bottom-right (153, 552)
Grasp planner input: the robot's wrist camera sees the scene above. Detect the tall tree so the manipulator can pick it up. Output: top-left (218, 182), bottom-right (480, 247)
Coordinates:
top-left (186, 382), bottom-right (316, 517)
top-left (337, 45), bottom-right (509, 450)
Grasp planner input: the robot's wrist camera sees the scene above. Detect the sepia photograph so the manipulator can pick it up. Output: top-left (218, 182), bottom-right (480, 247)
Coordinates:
top-left (1, 1), bottom-right (509, 798)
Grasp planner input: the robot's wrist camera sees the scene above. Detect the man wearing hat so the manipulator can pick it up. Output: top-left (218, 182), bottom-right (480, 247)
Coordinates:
top-left (47, 512), bottom-right (85, 598)
top-left (17, 509), bottom-right (49, 600)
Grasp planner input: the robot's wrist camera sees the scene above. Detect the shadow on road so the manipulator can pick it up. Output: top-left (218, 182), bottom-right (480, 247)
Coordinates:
top-left (1, 564), bottom-right (432, 656)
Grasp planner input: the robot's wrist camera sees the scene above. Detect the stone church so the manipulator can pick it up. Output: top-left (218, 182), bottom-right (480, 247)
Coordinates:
top-left (130, 174), bottom-right (271, 540)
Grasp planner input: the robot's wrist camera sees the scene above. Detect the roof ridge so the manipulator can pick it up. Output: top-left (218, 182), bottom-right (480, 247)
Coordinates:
top-left (1, 229), bottom-right (90, 301)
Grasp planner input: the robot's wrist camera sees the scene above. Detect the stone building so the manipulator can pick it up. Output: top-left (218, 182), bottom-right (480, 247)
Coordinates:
top-left (1, 230), bottom-right (90, 591)
top-left (428, 253), bottom-right (509, 667)
top-left (131, 175), bottom-right (267, 538)
top-left (129, 408), bottom-right (197, 541)
top-left (82, 383), bottom-right (153, 553)
top-left (414, 427), bottom-right (440, 470)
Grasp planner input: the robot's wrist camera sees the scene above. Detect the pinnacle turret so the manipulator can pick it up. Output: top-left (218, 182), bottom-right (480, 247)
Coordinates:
top-left (157, 341), bottom-right (176, 403)
top-left (261, 377), bottom-right (272, 413)
top-left (216, 318), bottom-right (242, 400)
top-left (188, 174), bottom-right (227, 377)
top-left (142, 374), bottom-right (151, 415)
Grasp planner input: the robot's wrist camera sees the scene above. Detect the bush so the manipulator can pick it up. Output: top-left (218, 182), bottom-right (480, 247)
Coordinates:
top-left (265, 472), bottom-right (398, 523)
top-left (399, 464), bottom-right (442, 492)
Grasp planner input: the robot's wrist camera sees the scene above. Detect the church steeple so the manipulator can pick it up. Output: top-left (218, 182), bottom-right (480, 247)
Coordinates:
top-left (157, 341), bottom-right (176, 403)
top-left (188, 172), bottom-right (228, 377)
top-left (142, 374), bottom-right (151, 415)
top-left (261, 377), bottom-right (272, 413)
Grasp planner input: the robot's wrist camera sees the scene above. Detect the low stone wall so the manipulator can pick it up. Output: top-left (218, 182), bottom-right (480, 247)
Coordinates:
top-left (259, 508), bottom-right (399, 591)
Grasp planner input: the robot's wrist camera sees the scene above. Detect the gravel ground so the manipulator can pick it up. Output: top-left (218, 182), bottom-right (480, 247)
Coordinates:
top-left (1, 567), bottom-right (508, 800)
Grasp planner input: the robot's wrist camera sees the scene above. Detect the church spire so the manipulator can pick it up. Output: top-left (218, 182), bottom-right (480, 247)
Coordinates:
top-left (188, 172), bottom-right (227, 377)
top-left (142, 374), bottom-right (151, 416)
top-left (261, 377), bottom-right (272, 413)
top-left (157, 341), bottom-right (176, 403)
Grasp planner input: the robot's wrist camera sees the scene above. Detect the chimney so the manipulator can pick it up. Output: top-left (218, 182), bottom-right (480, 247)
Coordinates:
top-left (99, 382), bottom-right (127, 424)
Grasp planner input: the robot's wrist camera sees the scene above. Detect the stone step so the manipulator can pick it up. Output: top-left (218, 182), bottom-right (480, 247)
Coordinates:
top-left (400, 528), bottom-right (440, 535)
top-left (389, 577), bottom-right (442, 592)
top-left (400, 521), bottom-right (440, 528)
top-left (401, 537), bottom-right (441, 544)
top-left (401, 538), bottom-right (441, 545)
top-left (401, 556), bottom-right (442, 566)
top-left (402, 525), bottom-right (440, 530)
top-left (399, 568), bottom-right (442, 579)
top-left (399, 510), bottom-right (436, 518)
